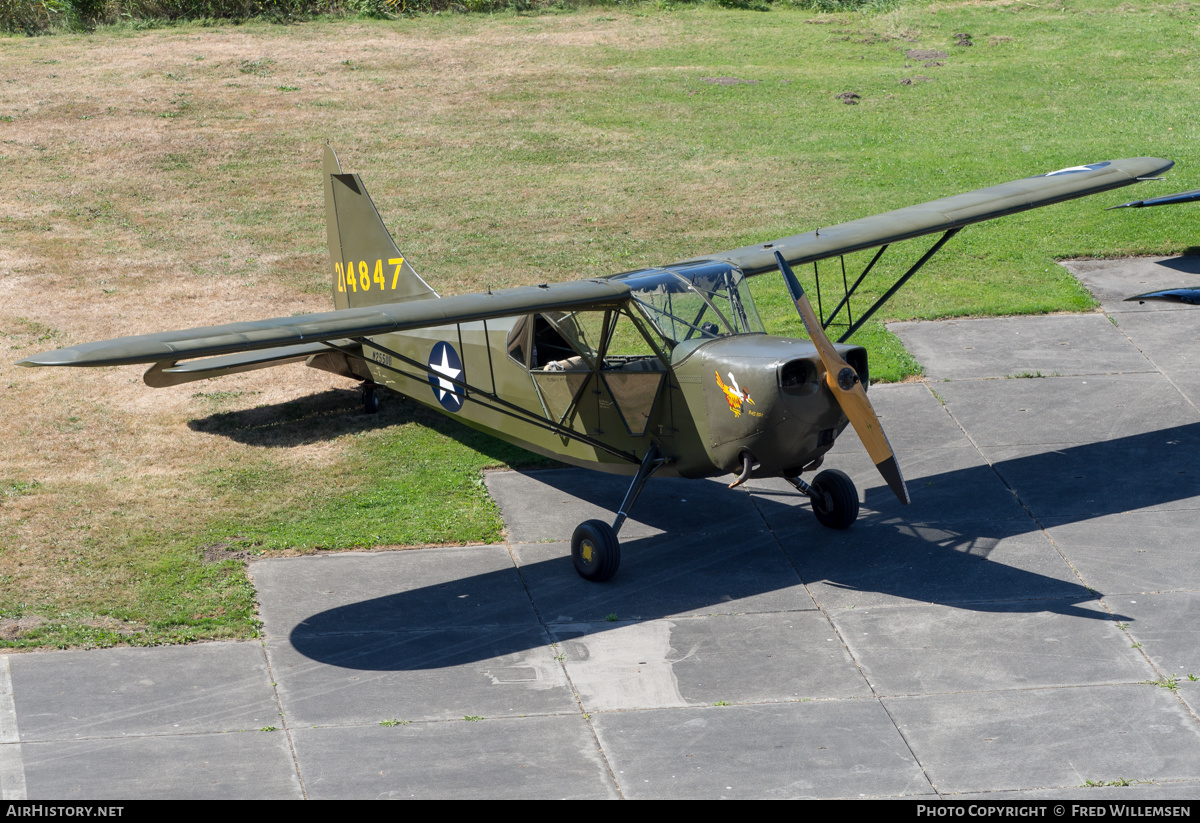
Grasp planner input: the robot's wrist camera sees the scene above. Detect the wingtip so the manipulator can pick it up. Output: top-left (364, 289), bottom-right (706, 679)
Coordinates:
top-left (15, 349), bottom-right (81, 367)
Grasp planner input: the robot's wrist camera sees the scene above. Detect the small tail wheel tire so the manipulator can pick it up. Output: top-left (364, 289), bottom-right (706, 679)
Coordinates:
top-left (363, 386), bottom-right (380, 415)
top-left (571, 519), bottom-right (621, 582)
top-left (809, 469), bottom-right (859, 529)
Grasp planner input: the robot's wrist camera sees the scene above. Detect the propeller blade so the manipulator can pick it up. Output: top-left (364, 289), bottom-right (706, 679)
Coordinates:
top-left (773, 251), bottom-right (910, 505)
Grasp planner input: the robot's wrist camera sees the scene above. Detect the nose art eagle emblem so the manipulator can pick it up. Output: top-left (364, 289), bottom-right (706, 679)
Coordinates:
top-left (715, 371), bottom-right (754, 417)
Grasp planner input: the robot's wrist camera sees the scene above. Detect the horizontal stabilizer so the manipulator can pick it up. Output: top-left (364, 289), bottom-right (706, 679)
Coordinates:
top-left (19, 279), bottom-right (630, 369)
top-left (688, 157), bottom-right (1175, 275)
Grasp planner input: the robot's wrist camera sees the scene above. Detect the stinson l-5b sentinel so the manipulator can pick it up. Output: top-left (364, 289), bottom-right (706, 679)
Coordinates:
top-left (20, 148), bottom-right (1173, 582)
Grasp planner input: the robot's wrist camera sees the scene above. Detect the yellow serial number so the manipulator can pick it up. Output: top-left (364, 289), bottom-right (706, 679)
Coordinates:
top-left (335, 258), bottom-right (405, 293)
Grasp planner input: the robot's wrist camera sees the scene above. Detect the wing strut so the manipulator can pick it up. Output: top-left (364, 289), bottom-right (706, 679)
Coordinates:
top-left (819, 244), bottom-right (889, 334)
top-left (829, 229), bottom-right (960, 344)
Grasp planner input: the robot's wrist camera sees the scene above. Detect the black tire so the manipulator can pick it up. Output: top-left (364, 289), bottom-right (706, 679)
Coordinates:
top-left (571, 519), bottom-right (621, 582)
top-left (363, 387), bottom-right (380, 415)
top-left (809, 469), bottom-right (859, 530)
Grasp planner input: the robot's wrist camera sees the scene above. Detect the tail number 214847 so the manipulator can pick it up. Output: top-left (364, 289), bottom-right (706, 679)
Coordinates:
top-left (335, 258), bottom-right (406, 293)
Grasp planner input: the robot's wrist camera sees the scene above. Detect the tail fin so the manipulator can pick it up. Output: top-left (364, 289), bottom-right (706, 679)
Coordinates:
top-left (323, 144), bottom-right (438, 310)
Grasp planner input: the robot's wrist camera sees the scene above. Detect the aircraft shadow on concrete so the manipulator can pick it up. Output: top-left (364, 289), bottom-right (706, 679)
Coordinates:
top-left (287, 423), bottom-right (1200, 671)
top-left (1162, 252), bottom-right (1200, 272)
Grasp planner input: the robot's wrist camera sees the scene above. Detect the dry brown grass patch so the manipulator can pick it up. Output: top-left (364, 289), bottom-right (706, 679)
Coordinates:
top-left (0, 11), bottom-right (821, 642)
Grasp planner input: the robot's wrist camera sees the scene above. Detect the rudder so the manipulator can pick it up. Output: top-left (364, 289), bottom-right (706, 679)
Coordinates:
top-left (323, 144), bottom-right (438, 310)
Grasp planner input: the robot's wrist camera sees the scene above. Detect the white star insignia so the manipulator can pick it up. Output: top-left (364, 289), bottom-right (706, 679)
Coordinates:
top-left (430, 346), bottom-right (462, 405)
top-left (1044, 165), bottom-right (1093, 176)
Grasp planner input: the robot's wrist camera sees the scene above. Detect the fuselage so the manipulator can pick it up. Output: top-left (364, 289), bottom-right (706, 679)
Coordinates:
top-left (357, 261), bottom-right (863, 482)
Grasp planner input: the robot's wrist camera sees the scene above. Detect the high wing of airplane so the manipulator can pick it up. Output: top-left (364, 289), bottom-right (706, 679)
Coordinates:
top-left (18, 147), bottom-right (1174, 581)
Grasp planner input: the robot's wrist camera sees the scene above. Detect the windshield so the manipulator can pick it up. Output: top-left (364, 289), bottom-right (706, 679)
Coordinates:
top-left (614, 261), bottom-right (764, 345)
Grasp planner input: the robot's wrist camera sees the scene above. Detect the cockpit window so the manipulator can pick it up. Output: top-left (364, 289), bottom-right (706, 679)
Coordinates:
top-left (614, 261), bottom-right (764, 346)
top-left (507, 314), bottom-right (531, 367)
top-left (540, 310), bottom-right (606, 368)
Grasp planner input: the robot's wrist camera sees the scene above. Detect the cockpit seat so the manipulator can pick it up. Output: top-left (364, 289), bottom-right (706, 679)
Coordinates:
top-left (543, 356), bottom-right (588, 372)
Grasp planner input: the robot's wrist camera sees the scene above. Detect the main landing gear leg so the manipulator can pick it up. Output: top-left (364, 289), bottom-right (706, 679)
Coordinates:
top-left (571, 444), bottom-right (665, 582)
top-left (786, 469), bottom-right (859, 530)
top-left (361, 382), bottom-right (380, 415)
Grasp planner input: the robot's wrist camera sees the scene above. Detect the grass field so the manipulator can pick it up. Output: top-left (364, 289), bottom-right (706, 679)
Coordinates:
top-left (1, 0), bottom-right (1197, 648)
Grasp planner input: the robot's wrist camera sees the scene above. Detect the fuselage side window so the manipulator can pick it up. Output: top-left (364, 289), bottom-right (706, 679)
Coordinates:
top-left (605, 308), bottom-right (667, 371)
top-left (542, 310), bottom-right (606, 370)
top-left (531, 314), bottom-right (582, 369)
top-left (524, 307), bottom-right (667, 433)
top-left (507, 314), bottom-right (531, 368)
top-left (527, 308), bottom-right (666, 374)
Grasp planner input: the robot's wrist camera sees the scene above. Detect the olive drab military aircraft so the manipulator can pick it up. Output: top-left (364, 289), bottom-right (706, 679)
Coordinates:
top-left (19, 148), bottom-right (1174, 582)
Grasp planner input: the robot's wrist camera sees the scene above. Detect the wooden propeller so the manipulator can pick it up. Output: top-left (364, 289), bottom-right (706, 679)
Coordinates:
top-left (774, 251), bottom-right (910, 505)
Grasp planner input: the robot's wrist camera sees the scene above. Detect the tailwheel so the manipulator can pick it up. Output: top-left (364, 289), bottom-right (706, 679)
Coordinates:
top-left (362, 384), bottom-right (380, 414)
top-left (571, 519), bottom-right (621, 582)
top-left (808, 469), bottom-right (859, 530)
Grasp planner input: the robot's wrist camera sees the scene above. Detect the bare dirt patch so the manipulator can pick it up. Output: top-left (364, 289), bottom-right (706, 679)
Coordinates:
top-left (905, 49), bottom-right (949, 60)
top-left (701, 76), bottom-right (758, 85)
top-left (4, 11), bottom-right (782, 648)
top-left (0, 617), bottom-right (46, 641)
top-left (0, 19), bottom-right (579, 631)
top-left (200, 540), bottom-right (257, 564)
top-left (0, 614), bottom-right (142, 643)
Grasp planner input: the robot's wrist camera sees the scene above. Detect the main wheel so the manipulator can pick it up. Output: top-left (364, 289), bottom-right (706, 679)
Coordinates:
top-left (571, 519), bottom-right (621, 582)
top-left (808, 469), bottom-right (859, 530)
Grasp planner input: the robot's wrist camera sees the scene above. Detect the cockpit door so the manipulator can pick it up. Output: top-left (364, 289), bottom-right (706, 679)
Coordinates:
top-left (527, 308), bottom-right (667, 437)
